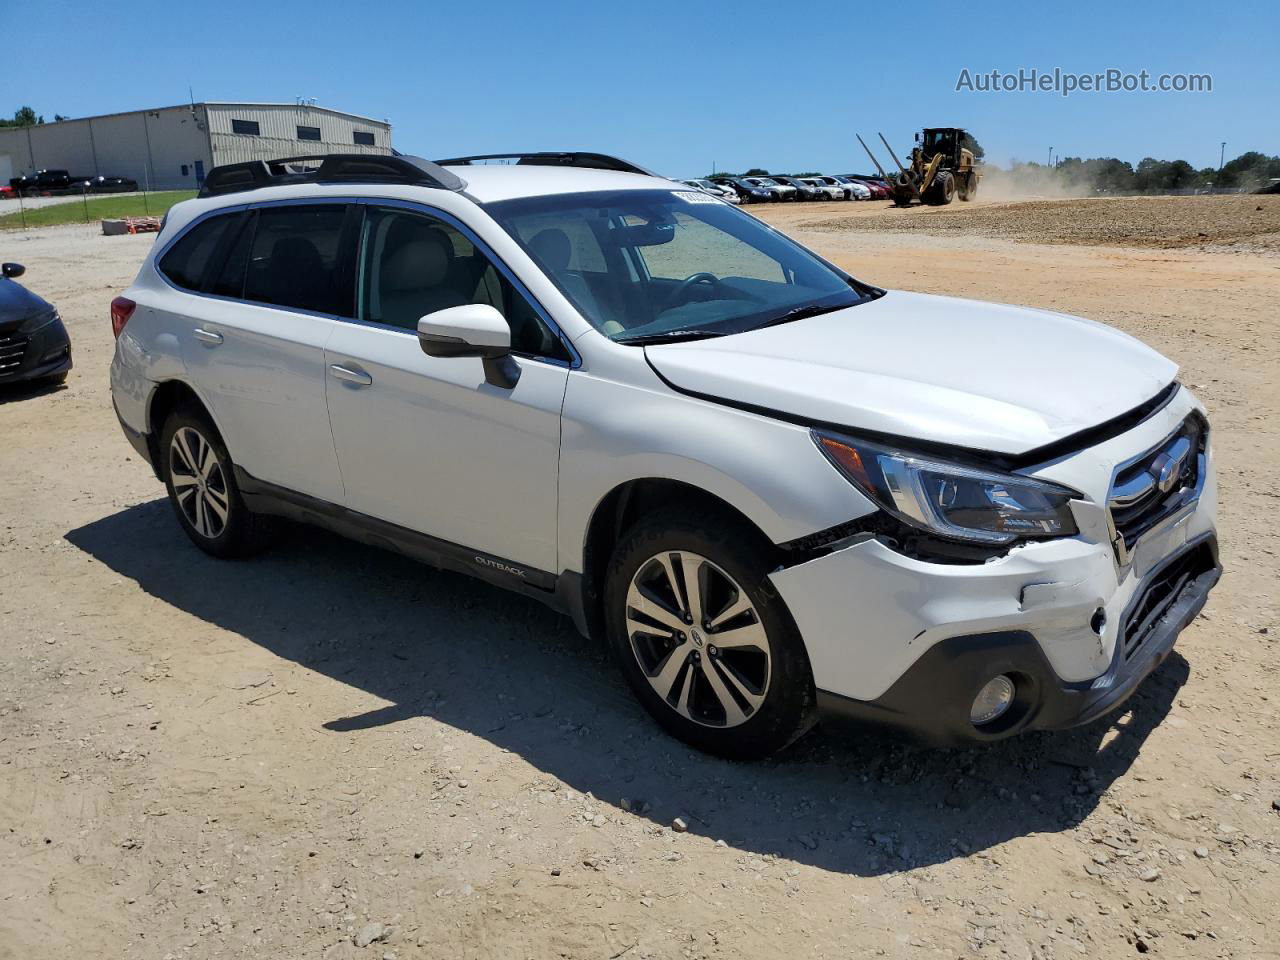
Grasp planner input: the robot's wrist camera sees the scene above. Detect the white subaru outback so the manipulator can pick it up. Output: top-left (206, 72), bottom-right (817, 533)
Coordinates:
top-left (110, 152), bottom-right (1219, 758)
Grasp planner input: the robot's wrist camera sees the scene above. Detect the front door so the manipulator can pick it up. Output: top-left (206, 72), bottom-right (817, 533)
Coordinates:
top-left (323, 204), bottom-right (572, 574)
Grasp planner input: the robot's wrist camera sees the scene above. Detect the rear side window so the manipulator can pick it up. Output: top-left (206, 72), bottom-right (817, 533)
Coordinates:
top-left (244, 205), bottom-right (350, 315)
top-left (159, 214), bottom-right (237, 291)
top-left (208, 213), bottom-right (256, 298)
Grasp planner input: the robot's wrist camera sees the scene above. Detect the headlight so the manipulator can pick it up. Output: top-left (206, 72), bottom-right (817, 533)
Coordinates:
top-left (19, 309), bottom-right (60, 334)
top-left (813, 431), bottom-right (1079, 544)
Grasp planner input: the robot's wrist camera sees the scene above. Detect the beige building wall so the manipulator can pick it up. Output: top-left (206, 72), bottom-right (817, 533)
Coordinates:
top-left (1, 103), bottom-right (392, 191)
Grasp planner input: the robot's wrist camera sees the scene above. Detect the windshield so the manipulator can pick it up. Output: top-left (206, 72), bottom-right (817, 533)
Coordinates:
top-left (487, 188), bottom-right (871, 344)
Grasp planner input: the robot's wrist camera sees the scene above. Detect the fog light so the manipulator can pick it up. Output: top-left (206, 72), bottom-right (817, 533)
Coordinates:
top-left (970, 675), bottom-right (1016, 726)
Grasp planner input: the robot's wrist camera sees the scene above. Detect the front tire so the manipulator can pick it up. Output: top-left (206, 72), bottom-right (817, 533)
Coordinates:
top-left (924, 170), bottom-right (956, 205)
top-left (604, 509), bottom-right (816, 759)
top-left (160, 409), bottom-right (275, 559)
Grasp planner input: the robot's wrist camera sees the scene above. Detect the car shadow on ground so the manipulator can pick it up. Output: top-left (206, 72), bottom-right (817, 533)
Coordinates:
top-left (0, 377), bottom-right (66, 404)
top-left (66, 498), bottom-right (1188, 878)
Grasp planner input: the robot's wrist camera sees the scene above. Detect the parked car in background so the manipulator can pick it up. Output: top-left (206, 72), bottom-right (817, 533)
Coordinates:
top-left (8, 169), bottom-right (82, 194)
top-left (0, 262), bottom-right (72, 386)
top-left (681, 179), bottom-right (741, 204)
top-left (829, 175), bottom-right (870, 200)
top-left (844, 176), bottom-right (890, 200)
top-left (807, 176), bottom-right (851, 200)
top-left (31, 169), bottom-right (76, 192)
top-left (711, 177), bottom-right (773, 203)
top-left (801, 177), bottom-right (845, 201)
top-left (772, 176), bottom-right (821, 201)
top-left (68, 175), bottom-right (140, 193)
top-left (742, 176), bottom-right (795, 201)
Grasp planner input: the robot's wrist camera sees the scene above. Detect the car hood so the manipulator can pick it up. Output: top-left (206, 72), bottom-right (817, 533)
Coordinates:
top-left (644, 291), bottom-right (1177, 455)
top-left (0, 278), bottom-right (53, 332)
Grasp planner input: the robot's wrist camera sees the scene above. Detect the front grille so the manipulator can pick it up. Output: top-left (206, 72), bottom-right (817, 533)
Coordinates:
top-left (0, 333), bottom-right (31, 377)
top-left (1107, 415), bottom-right (1207, 563)
top-left (1121, 542), bottom-right (1216, 661)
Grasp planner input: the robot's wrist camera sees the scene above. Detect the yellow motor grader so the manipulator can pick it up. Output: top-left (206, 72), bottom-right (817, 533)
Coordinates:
top-left (858, 127), bottom-right (980, 206)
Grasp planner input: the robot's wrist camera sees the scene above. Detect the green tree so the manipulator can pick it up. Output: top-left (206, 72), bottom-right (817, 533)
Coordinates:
top-left (960, 132), bottom-right (985, 161)
top-left (0, 106), bottom-right (44, 128)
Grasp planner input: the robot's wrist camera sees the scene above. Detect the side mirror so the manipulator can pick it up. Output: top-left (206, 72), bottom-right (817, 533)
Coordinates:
top-left (2, 262), bottom-right (25, 279)
top-left (417, 303), bottom-right (520, 389)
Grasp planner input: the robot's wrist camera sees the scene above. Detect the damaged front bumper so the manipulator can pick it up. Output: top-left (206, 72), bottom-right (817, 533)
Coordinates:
top-left (769, 468), bottom-right (1220, 745)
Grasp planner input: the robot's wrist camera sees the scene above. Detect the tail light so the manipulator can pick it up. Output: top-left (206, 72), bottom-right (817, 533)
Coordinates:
top-left (110, 296), bottom-right (135, 338)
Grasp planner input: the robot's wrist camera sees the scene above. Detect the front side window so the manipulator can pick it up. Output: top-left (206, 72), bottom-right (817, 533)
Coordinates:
top-left (488, 189), bottom-right (868, 343)
top-left (356, 206), bottom-right (568, 360)
top-left (244, 205), bottom-right (350, 315)
top-left (297, 125), bottom-right (322, 141)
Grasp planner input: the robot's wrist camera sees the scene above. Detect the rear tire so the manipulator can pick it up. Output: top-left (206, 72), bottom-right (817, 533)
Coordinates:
top-left (159, 408), bottom-right (276, 559)
top-left (604, 508), bottom-right (816, 760)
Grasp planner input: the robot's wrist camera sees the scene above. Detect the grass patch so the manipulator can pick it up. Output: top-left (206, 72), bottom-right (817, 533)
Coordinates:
top-left (0, 191), bottom-right (197, 230)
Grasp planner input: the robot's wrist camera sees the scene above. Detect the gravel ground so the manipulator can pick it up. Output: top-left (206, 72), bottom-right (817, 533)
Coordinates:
top-left (1, 206), bottom-right (1278, 959)
top-left (792, 194), bottom-right (1280, 253)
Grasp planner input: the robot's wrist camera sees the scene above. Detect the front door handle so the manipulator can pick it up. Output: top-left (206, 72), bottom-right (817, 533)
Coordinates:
top-left (193, 327), bottom-right (223, 346)
top-left (328, 363), bottom-right (373, 387)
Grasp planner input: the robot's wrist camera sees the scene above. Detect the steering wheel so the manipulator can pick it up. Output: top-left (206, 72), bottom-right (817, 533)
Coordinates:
top-left (664, 272), bottom-right (720, 310)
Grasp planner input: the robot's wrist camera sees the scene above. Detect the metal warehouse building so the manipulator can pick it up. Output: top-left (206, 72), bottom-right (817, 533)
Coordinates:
top-left (0, 102), bottom-right (392, 191)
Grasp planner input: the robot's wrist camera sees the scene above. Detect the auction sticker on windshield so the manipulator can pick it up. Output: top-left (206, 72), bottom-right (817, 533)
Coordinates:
top-left (672, 190), bottom-right (720, 203)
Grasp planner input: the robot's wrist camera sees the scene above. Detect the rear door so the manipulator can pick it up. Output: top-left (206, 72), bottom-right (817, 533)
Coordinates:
top-left (323, 203), bottom-right (572, 573)
top-left (163, 202), bottom-right (352, 504)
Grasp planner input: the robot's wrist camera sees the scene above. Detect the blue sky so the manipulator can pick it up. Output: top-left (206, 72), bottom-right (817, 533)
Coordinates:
top-left (4, 0), bottom-right (1275, 176)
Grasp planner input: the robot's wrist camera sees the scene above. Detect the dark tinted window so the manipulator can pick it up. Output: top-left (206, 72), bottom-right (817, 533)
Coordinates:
top-left (231, 119), bottom-right (260, 136)
top-left (159, 214), bottom-right (237, 291)
top-left (297, 125), bottom-right (322, 141)
top-left (353, 131), bottom-right (375, 146)
top-left (357, 206), bottom-right (568, 360)
top-left (209, 213), bottom-right (255, 298)
top-left (244, 205), bottom-right (350, 315)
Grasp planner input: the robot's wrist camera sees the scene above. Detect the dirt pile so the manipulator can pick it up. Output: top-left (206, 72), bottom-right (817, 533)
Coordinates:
top-left (800, 195), bottom-right (1280, 251)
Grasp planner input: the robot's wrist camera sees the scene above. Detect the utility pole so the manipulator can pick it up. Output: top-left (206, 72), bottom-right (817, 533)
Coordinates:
top-left (1048, 146), bottom-right (1053, 167)
top-left (1219, 141), bottom-right (1226, 171)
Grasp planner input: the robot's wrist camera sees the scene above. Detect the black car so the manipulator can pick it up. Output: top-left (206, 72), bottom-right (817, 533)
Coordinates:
top-left (0, 263), bottom-right (72, 386)
top-left (771, 176), bottom-right (822, 201)
top-left (710, 176), bottom-right (773, 203)
top-left (68, 175), bottom-right (140, 193)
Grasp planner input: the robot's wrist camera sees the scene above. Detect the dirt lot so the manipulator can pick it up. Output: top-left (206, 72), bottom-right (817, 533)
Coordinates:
top-left (791, 194), bottom-right (1280, 253)
top-left (2, 198), bottom-right (1278, 960)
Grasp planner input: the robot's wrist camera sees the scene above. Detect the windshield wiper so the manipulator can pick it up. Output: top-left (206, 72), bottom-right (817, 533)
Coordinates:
top-left (614, 329), bottom-right (727, 346)
top-left (749, 301), bottom-right (852, 332)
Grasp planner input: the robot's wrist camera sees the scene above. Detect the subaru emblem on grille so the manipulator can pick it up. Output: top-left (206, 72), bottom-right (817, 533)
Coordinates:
top-left (1106, 418), bottom-right (1205, 567)
top-left (1150, 445), bottom-right (1189, 495)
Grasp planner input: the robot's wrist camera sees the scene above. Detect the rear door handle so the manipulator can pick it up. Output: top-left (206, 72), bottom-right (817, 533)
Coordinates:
top-left (193, 327), bottom-right (223, 345)
top-left (328, 363), bottom-right (372, 387)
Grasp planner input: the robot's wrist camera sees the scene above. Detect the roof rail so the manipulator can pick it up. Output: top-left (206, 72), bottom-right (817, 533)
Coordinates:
top-left (198, 153), bottom-right (466, 198)
top-left (434, 152), bottom-right (656, 177)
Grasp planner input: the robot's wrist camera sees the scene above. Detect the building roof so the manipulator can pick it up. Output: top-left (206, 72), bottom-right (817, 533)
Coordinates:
top-left (27, 102), bottom-right (389, 128)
